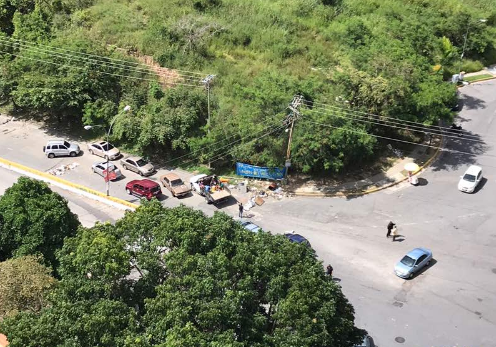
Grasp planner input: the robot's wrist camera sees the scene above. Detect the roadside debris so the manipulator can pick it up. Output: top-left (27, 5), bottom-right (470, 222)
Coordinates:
top-left (48, 162), bottom-right (79, 176)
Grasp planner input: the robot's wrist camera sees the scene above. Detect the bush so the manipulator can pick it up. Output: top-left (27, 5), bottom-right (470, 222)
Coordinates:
top-left (461, 59), bottom-right (484, 73)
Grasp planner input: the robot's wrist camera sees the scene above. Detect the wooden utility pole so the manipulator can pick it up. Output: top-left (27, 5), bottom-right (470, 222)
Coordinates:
top-left (284, 95), bottom-right (303, 180)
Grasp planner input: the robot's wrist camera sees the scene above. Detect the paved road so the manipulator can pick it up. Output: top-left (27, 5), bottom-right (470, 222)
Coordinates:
top-left (1, 81), bottom-right (495, 347)
top-left (0, 167), bottom-right (125, 227)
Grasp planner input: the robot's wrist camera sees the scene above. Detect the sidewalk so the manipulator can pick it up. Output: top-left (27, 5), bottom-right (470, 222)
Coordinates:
top-left (286, 140), bottom-right (442, 197)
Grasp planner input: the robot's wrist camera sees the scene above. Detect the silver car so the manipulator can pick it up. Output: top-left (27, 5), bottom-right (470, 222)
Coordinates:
top-left (394, 248), bottom-right (432, 279)
top-left (91, 162), bottom-right (122, 180)
top-left (88, 141), bottom-right (121, 160)
top-left (120, 156), bottom-right (155, 176)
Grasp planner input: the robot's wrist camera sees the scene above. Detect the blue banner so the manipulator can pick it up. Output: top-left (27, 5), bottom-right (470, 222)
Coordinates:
top-left (236, 163), bottom-right (286, 180)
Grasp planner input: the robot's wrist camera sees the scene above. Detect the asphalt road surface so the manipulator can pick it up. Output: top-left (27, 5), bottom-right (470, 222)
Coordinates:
top-left (1, 81), bottom-right (495, 347)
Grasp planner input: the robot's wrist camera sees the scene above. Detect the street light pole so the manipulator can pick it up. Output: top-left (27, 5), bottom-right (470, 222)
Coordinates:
top-left (84, 105), bottom-right (131, 197)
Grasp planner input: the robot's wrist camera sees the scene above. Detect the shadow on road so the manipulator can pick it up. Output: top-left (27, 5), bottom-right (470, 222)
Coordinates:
top-left (416, 177), bottom-right (428, 186)
top-left (474, 177), bottom-right (488, 193)
top-left (460, 93), bottom-right (486, 111)
top-left (410, 258), bottom-right (437, 279)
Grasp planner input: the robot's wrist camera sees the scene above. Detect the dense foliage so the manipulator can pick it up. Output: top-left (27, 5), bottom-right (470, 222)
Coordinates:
top-left (0, 177), bottom-right (80, 268)
top-left (1, 200), bottom-right (365, 346)
top-left (1, 0), bottom-right (495, 173)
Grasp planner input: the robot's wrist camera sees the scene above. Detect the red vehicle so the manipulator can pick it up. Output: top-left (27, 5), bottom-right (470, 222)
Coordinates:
top-left (125, 179), bottom-right (161, 200)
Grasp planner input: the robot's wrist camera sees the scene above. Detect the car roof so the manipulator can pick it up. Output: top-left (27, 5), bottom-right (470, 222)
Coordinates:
top-left (131, 179), bottom-right (158, 188)
top-left (47, 139), bottom-right (67, 144)
top-left (162, 173), bottom-right (181, 180)
top-left (284, 233), bottom-right (308, 243)
top-left (95, 162), bottom-right (116, 167)
top-left (92, 141), bottom-right (108, 145)
top-left (465, 165), bottom-right (482, 175)
top-left (127, 156), bottom-right (142, 161)
top-left (406, 248), bottom-right (431, 259)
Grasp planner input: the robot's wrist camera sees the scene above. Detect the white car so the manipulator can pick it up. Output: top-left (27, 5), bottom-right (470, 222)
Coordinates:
top-left (458, 165), bottom-right (483, 193)
top-left (91, 162), bottom-right (122, 180)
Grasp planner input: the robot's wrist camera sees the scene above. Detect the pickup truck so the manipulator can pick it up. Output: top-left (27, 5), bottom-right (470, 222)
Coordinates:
top-left (190, 174), bottom-right (231, 205)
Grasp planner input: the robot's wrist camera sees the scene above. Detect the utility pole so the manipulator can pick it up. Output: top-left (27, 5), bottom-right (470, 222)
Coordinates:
top-left (202, 74), bottom-right (216, 169)
top-left (284, 95), bottom-right (303, 181)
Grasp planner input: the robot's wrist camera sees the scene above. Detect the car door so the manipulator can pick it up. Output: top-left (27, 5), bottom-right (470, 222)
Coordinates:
top-left (95, 164), bottom-right (105, 176)
top-left (59, 144), bottom-right (69, 156)
top-left (133, 184), bottom-right (144, 197)
top-left (126, 159), bottom-right (138, 173)
top-left (163, 177), bottom-right (170, 191)
top-left (93, 144), bottom-right (103, 157)
top-left (476, 171), bottom-right (482, 185)
top-left (414, 254), bottom-right (427, 273)
top-left (51, 145), bottom-right (60, 156)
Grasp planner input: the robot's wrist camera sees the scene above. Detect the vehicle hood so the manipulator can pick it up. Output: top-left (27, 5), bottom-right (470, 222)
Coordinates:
top-left (458, 178), bottom-right (475, 190)
top-left (106, 148), bottom-right (120, 156)
top-left (141, 163), bottom-right (154, 172)
top-left (394, 261), bottom-right (413, 275)
top-left (172, 184), bottom-right (191, 194)
top-left (70, 144), bottom-right (80, 151)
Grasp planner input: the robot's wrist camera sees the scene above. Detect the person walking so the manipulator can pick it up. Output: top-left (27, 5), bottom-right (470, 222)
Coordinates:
top-left (238, 202), bottom-right (244, 218)
top-left (326, 264), bottom-right (333, 277)
top-left (387, 221), bottom-right (396, 238)
top-left (391, 225), bottom-right (399, 242)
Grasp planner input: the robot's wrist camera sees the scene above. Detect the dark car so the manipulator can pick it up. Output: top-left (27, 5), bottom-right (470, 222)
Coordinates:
top-left (284, 232), bottom-right (311, 247)
top-left (125, 179), bottom-right (161, 200)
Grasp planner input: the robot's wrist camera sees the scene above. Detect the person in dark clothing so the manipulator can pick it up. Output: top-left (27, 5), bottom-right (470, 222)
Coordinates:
top-left (387, 221), bottom-right (396, 238)
top-left (326, 264), bottom-right (333, 277)
top-left (238, 202), bottom-right (244, 218)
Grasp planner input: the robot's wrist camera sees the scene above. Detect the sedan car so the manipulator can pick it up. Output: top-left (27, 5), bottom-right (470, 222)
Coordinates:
top-left (91, 162), bottom-right (122, 180)
top-left (241, 221), bottom-right (262, 233)
top-left (120, 156), bottom-right (155, 176)
top-left (88, 141), bottom-right (121, 160)
top-left (160, 173), bottom-right (191, 197)
top-left (284, 232), bottom-right (311, 247)
top-left (458, 165), bottom-right (483, 193)
top-left (394, 248), bottom-right (432, 279)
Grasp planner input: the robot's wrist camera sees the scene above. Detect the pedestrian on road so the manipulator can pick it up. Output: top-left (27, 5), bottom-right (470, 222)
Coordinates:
top-left (387, 221), bottom-right (396, 238)
top-left (326, 264), bottom-right (333, 277)
top-left (238, 202), bottom-right (244, 218)
top-left (391, 225), bottom-right (399, 242)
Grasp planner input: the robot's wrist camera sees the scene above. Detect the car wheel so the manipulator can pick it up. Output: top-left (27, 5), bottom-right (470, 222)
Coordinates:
top-left (89, 149), bottom-right (93, 155)
top-left (104, 155), bottom-right (109, 160)
top-left (409, 273), bottom-right (413, 279)
top-left (126, 189), bottom-right (132, 195)
top-left (426, 261), bottom-right (430, 266)
top-left (123, 164), bottom-right (128, 170)
top-left (48, 153), bottom-right (55, 159)
top-left (92, 167), bottom-right (96, 173)
top-left (172, 192), bottom-right (176, 197)
top-left (70, 151), bottom-right (77, 157)
top-left (139, 171), bottom-right (144, 176)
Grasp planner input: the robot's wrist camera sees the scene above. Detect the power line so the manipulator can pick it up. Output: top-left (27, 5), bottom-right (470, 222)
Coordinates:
top-left (0, 37), bottom-right (204, 78)
top-left (304, 119), bottom-right (496, 158)
top-left (0, 38), bottom-right (203, 85)
top-left (0, 50), bottom-right (201, 87)
top-left (302, 107), bottom-right (490, 145)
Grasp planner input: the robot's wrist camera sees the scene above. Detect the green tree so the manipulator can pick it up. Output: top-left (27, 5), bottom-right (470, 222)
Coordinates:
top-left (0, 255), bottom-right (57, 319)
top-left (0, 177), bottom-right (80, 268)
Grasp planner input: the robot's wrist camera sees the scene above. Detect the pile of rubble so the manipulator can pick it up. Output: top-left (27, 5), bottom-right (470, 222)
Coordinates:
top-left (48, 162), bottom-right (79, 176)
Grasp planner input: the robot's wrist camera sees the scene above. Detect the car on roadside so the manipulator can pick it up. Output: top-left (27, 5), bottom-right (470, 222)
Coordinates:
top-left (120, 156), bottom-right (155, 176)
top-left (43, 140), bottom-right (80, 158)
top-left (240, 221), bottom-right (262, 233)
top-left (87, 141), bottom-right (121, 160)
top-left (125, 179), bottom-right (161, 200)
top-left (458, 165), bottom-right (483, 193)
top-left (284, 232), bottom-right (311, 247)
top-left (160, 173), bottom-right (191, 197)
top-left (394, 248), bottom-right (432, 279)
top-left (91, 162), bottom-right (122, 180)
top-left (354, 335), bottom-right (374, 347)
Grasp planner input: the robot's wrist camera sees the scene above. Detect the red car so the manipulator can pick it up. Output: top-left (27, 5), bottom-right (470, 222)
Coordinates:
top-left (125, 179), bottom-right (161, 200)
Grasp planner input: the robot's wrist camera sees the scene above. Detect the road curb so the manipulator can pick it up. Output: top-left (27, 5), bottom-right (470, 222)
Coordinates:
top-left (291, 140), bottom-right (443, 198)
top-left (0, 156), bottom-right (138, 211)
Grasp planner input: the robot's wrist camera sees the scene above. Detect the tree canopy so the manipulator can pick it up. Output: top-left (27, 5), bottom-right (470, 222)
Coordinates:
top-left (1, 201), bottom-right (365, 346)
top-left (1, 0), bottom-right (495, 174)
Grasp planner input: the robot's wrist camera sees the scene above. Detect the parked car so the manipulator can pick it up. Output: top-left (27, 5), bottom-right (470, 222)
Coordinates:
top-left (241, 221), bottom-right (262, 233)
top-left (458, 165), bottom-right (483, 193)
top-left (394, 248), bottom-right (432, 279)
top-left (43, 140), bottom-right (80, 158)
top-left (160, 173), bottom-right (191, 197)
top-left (125, 179), bottom-right (161, 200)
top-left (284, 232), bottom-right (311, 247)
top-left (120, 156), bottom-right (155, 176)
top-left (91, 162), bottom-right (122, 180)
top-left (87, 141), bottom-right (120, 160)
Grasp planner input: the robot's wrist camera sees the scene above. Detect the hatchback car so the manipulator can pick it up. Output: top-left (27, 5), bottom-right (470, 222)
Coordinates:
top-left (43, 140), bottom-right (80, 158)
top-left (91, 162), bottom-right (122, 180)
top-left (125, 179), bottom-right (161, 200)
top-left (241, 221), bottom-right (262, 233)
top-left (120, 156), bottom-right (155, 176)
top-left (160, 173), bottom-right (191, 197)
top-left (394, 248), bottom-right (432, 279)
top-left (88, 141), bottom-right (120, 160)
top-left (458, 165), bottom-right (483, 193)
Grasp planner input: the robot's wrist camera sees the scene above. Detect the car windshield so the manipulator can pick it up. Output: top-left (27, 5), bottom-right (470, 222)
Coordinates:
top-left (150, 185), bottom-right (160, 193)
top-left (63, 141), bottom-right (71, 148)
top-left (400, 256), bottom-right (415, 267)
top-left (463, 174), bottom-right (476, 182)
top-left (171, 179), bottom-right (183, 186)
top-left (136, 159), bottom-right (148, 167)
top-left (102, 143), bottom-right (114, 151)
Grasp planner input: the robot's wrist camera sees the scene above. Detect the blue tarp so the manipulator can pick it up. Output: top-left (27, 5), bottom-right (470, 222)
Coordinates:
top-left (236, 163), bottom-right (286, 180)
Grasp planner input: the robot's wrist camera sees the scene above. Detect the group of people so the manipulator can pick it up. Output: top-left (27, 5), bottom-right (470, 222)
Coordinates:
top-left (387, 221), bottom-right (399, 241)
top-left (199, 175), bottom-right (225, 194)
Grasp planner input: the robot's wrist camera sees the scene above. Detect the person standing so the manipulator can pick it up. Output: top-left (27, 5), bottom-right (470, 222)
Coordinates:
top-left (326, 264), bottom-right (333, 277)
top-left (387, 221), bottom-right (396, 238)
top-left (238, 202), bottom-right (244, 218)
top-left (391, 225), bottom-right (399, 242)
